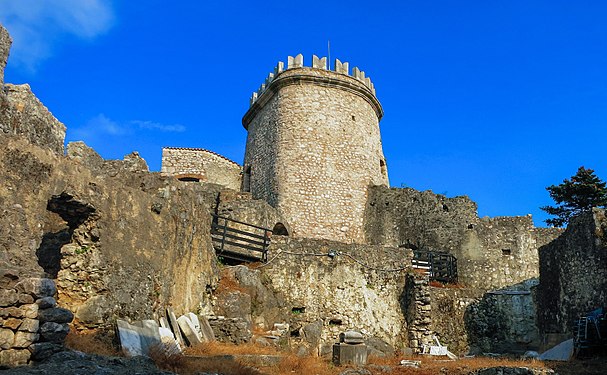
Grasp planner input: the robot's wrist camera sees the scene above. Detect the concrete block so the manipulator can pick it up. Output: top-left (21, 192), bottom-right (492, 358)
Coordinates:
top-left (332, 343), bottom-right (367, 366)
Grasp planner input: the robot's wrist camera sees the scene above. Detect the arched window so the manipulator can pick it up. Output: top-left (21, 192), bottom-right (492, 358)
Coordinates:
top-left (272, 222), bottom-right (289, 236)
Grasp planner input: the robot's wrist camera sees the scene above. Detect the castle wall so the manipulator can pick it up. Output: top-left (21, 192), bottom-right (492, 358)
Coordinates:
top-left (365, 186), bottom-right (562, 290)
top-left (0, 25), bottom-right (10, 86)
top-left (1, 84), bottom-right (66, 156)
top-left (537, 208), bottom-right (607, 335)
top-left (243, 60), bottom-right (388, 243)
top-left (161, 147), bottom-right (241, 190)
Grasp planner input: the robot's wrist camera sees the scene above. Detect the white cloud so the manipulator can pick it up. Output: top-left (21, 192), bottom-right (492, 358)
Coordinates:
top-left (0, 0), bottom-right (115, 72)
top-left (130, 120), bottom-right (186, 133)
top-left (70, 114), bottom-right (186, 141)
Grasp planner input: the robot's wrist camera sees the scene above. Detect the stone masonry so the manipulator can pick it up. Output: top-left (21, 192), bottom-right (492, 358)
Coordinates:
top-left (161, 147), bottom-right (242, 190)
top-left (242, 55), bottom-right (389, 244)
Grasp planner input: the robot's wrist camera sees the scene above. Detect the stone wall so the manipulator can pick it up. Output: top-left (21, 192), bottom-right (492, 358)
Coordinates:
top-left (243, 57), bottom-right (388, 244)
top-left (0, 25), bottom-right (9, 86)
top-left (365, 186), bottom-right (562, 290)
top-left (1, 84), bottom-right (66, 156)
top-left (537, 208), bottom-right (607, 335)
top-left (225, 237), bottom-right (411, 355)
top-left (161, 147), bottom-right (242, 190)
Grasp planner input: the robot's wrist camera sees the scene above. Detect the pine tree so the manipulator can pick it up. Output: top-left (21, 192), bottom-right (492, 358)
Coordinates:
top-left (541, 166), bottom-right (607, 227)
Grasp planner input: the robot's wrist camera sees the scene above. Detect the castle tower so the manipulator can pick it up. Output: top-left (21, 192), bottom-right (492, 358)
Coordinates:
top-left (242, 54), bottom-right (388, 243)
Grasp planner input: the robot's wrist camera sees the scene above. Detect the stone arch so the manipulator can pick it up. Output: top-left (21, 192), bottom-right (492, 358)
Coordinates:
top-left (272, 222), bottom-right (289, 236)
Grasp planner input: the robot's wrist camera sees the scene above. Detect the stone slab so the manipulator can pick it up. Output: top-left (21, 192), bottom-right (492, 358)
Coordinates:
top-left (539, 338), bottom-right (573, 361)
top-left (116, 319), bottom-right (145, 357)
top-left (198, 315), bottom-right (215, 342)
top-left (166, 307), bottom-right (185, 348)
top-left (177, 315), bottom-right (202, 346)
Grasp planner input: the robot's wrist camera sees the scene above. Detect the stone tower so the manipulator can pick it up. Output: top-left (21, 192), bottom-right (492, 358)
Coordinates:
top-left (242, 54), bottom-right (388, 243)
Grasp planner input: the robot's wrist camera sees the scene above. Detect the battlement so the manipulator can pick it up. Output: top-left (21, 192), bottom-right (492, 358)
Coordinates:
top-left (249, 54), bottom-right (377, 107)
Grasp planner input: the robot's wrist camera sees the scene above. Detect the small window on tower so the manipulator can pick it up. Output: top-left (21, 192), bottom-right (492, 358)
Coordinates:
top-left (380, 159), bottom-right (387, 178)
top-left (242, 166), bottom-right (251, 192)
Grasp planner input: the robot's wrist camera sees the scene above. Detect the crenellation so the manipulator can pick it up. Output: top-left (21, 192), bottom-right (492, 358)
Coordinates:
top-left (249, 54), bottom-right (377, 108)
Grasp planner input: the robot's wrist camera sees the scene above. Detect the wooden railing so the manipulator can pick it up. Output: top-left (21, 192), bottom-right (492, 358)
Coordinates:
top-left (411, 250), bottom-right (458, 284)
top-left (211, 215), bottom-right (270, 263)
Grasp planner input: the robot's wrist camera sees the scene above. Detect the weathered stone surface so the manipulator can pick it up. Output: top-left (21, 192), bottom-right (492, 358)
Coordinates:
top-left (35, 297), bottom-right (56, 309)
top-left (13, 331), bottom-right (39, 348)
top-left (15, 278), bottom-right (56, 299)
top-left (17, 293), bottom-right (34, 305)
top-left (39, 322), bottom-right (69, 343)
top-left (0, 348), bottom-right (30, 368)
top-left (37, 307), bottom-right (73, 323)
top-left (0, 24), bottom-right (10, 86)
top-left (537, 208), bottom-right (607, 336)
top-left (208, 316), bottom-right (252, 344)
top-left (21, 303), bottom-right (39, 319)
top-left (0, 307), bottom-right (23, 318)
top-left (198, 315), bottom-right (215, 342)
top-left (0, 289), bottom-right (18, 307)
top-left (18, 318), bottom-right (39, 333)
top-left (28, 342), bottom-right (64, 361)
top-left (0, 328), bottom-right (14, 349)
top-left (243, 65), bottom-right (387, 243)
top-left (122, 151), bottom-right (149, 173)
top-left (161, 147), bottom-right (242, 190)
top-left (66, 141), bottom-right (104, 171)
top-left (2, 84), bottom-right (66, 155)
top-left (177, 315), bottom-right (202, 346)
top-left (332, 343), bottom-right (368, 366)
top-left (2, 318), bottom-right (21, 330)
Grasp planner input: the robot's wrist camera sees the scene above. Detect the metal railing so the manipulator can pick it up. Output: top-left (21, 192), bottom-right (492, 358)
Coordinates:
top-left (211, 214), bottom-right (270, 263)
top-left (411, 249), bottom-right (458, 284)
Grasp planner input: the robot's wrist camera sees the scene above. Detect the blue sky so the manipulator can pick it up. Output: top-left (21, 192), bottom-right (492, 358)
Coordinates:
top-left (2, 1), bottom-right (607, 227)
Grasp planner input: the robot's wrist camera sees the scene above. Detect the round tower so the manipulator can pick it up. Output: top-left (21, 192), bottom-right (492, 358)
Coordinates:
top-left (242, 54), bottom-right (388, 243)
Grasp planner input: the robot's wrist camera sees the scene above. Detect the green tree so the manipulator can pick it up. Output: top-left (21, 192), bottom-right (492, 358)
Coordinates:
top-left (541, 166), bottom-right (607, 227)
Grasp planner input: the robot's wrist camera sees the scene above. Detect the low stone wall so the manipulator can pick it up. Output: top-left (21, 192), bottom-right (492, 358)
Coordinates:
top-left (0, 271), bottom-right (72, 368)
top-left (161, 147), bottom-right (242, 190)
top-left (537, 209), bottom-right (607, 335)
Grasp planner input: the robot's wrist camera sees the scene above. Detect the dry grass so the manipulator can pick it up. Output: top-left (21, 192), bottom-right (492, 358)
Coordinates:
top-left (268, 353), bottom-right (337, 375)
top-left (64, 329), bottom-right (120, 356)
top-left (216, 269), bottom-right (247, 294)
top-left (185, 340), bottom-right (280, 356)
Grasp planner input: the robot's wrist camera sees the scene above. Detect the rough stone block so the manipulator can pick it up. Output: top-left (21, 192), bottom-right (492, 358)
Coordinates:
top-left (0, 307), bottom-right (23, 318)
top-left (39, 322), bottom-right (69, 343)
top-left (332, 343), bottom-right (368, 366)
top-left (38, 307), bottom-right (73, 323)
top-left (13, 331), bottom-right (39, 348)
top-left (0, 328), bottom-right (15, 349)
top-left (21, 303), bottom-right (38, 319)
top-left (0, 349), bottom-right (30, 368)
top-left (35, 297), bottom-right (56, 309)
top-left (28, 342), bottom-right (64, 361)
top-left (18, 318), bottom-right (39, 333)
top-left (2, 318), bottom-right (21, 330)
top-left (15, 278), bottom-right (57, 299)
top-left (177, 315), bottom-right (202, 346)
top-left (17, 293), bottom-right (34, 305)
top-left (0, 289), bottom-right (18, 307)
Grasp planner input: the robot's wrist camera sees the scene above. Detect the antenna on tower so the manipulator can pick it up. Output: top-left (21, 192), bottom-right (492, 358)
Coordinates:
top-left (328, 40), bottom-right (331, 70)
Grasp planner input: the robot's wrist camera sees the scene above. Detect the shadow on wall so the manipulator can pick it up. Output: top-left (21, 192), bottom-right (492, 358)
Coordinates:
top-left (464, 278), bottom-right (540, 355)
top-left (36, 192), bottom-right (97, 278)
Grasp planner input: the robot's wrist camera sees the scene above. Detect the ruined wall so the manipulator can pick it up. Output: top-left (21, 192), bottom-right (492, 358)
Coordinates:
top-left (537, 208), bottom-right (607, 335)
top-left (161, 147), bottom-right (241, 190)
top-left (243, 56), bottom-right (388, 243)
top-left (0, 135), bottom-right (222, 332)
top-left (2, 84), bottom-right (66, 156)
top-left (241, 237), bottom-right (410, 355)
top-left (365, 186), bottom-right (562, 290)
top-left (0, 25), bottom-right (9, 86)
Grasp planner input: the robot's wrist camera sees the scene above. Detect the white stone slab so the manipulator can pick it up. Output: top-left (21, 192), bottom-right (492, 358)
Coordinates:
top-left (116, 319), bottom-right (144, 357)
top-left (177, 315), bottom-right (202, 346)
top-left (539, 338), bottom-right (574, 361)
